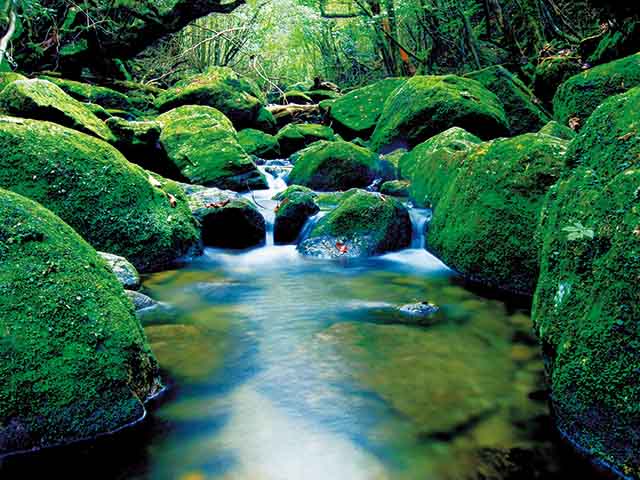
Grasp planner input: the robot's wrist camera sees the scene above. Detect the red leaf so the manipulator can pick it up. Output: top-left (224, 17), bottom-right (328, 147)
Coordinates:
top-left (335, 241), bottom-right (348, 254)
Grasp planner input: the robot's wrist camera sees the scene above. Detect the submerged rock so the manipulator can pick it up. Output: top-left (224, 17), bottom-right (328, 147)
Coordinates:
top-left (157, 106), bottom-right (267, 191)
top-left (0, 188), bottom-right (160, 456)
top-left (398, 302), bottom-right (440, 318)
top-left (0, 79), bottom-right (114, 142)
top-left (0, 117), bottom-right (200, 272)
top-left (288, 140), bottom-right (386, 191)
top-left (99, 252), bottom-right (141, 290)
top-left (298, 189), bottom-right (411, 258)
top-left (533, 86), bottom-right (640, 477)
top-left (370, 75), bottom-right (509, 152)
top-left (274, 187), bottom-right (320, 244)
top-left (276, 123), bottom-right (336, 157)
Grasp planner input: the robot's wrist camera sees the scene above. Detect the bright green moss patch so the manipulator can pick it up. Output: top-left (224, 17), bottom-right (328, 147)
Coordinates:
top-left (0, 79), bottom-right (115, 142)
top-left (533, 87), bottom-right (640, 477)
top-left (288, 140), bottom-right (383, 191)
top-left (0, 117), bottom-right (200, 271)
top-left (428, 133), bottom-right (568, 295)
top-left (276, 123), bottom-right (336, 157)
top-left (466, 65), bottom-right (550, 135)
top-left (400, 127), bottom-right (482, 207)
top-left (370, 75), bottom-right (509, 152)
top-left (158, 106), bottom-right (267, 191)
top-left (237, 128), bottom-right (281, 159)
top-left (0, 188), bottom-right (160, 455)
top-left (40, 76), bottom-right (132, 110)
top-left (533, 56), bottom-right (582, 106)
top-left (552, 52), bottom-right (640, 126)
top-left (0, 72), bottom-right (27, 93)
top-left (539, 120), bottom-right (576, 141)
top-left (326, 78), bottom-right (407, 138)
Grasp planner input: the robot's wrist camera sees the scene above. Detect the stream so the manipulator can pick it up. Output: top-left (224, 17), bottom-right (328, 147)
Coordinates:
top-left (0, 162), bottom-right (601, 479)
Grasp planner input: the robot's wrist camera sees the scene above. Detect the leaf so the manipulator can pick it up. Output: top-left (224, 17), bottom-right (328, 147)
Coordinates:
top-left (562, 222), bottom-right (594, 241)
top-left (167, 193), bottom-right (177, 208)
top-left (335, 241), bottom-right (348, 254)
top-left (206, 199), bottom-right (231, 209)
top-left (568, 117), bottom-right (581, 131)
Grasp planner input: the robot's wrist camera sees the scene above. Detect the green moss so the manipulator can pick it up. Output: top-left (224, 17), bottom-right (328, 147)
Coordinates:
top-left (370, 75), bottom-right (509, 153)
top-left (0, 79), bottom-right (115, 142)
top-left (533, 56), bottom-right (582, 106)
top-left (379, 180), bottom-right (410, 197)
top-left (254, 107), bottom-right (276, 133)
top-left (237, 128), bottom-right (281, 159)
top-left (326, 78), bottom-right (407, 138)
top-left (0, 117), bottom-right (200, 272)
top-left (533, 86), bottom-right (640, 477)
top-left (299, 189), bottom-right (411, 257)
top-left (539, 120), bottom-right (576, 141)
top-left (106, 117), bottom-right (171, 174)
top-left (0, 188), bottom-right (159, 455)
top-left (288, 140), bottom-right (383, 191)
top-left (280, 90), bottom-right (313, 104)
top-left (553, 52), bottom-right (640, 126)
top-left (0, 72), bottom-right (27, 93)
top-left (466, 65), bottom-right (550, 135)
top-left (400, 127), bottom-right (482, 207)
top-left (587, 21), bottom-right (640, 66)
top-left (157, 106), bottom-right (266, 191)
top-left (274, 189), bottom-right (320, 244)
top-left (155, 67), bottom-right (263, 129)
top-left (40, 76), bottom-right (132, 110)
top-left (306, 89), bottom-right (341, 103)
top-left (428, 133), bottom-right (568, 295)
top-left (276, 123), bottom-right (336, 157)
top-left (273, 185), bottom-right (317, 201)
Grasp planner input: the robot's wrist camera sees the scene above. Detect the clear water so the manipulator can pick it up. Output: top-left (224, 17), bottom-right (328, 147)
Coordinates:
top-left (0, 166), bottom-right (603, 479)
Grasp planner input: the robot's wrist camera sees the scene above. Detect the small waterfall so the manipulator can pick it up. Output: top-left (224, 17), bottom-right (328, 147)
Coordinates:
top-left (408, 207), bottom-right (432, 249)
top-left (297, 211), bottom-right (328, 243)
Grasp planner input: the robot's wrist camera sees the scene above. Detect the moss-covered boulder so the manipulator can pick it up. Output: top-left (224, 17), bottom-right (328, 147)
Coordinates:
top-left (105, 117), bottom-right (172, 173)
top-left (0, 72), bottom-right (26, 93)
top-left (0, 79), bottom-right (115, 142)
top-left (370, 75), bottom-right (509, 153)
top-left (533, 86), bottom-right (640, 478)
top-left (288, 140), bottom-right (384, 191)
top-left (0, 117), bottom-right (200, 271)
top-left (0, 188), bottom-right (160, 455)
top-left (539, 120), bottom-right (577, 141)
top-left (274, 187), bottom-right (320, 244)
top-left (40, 76), bottom-right (132, 110)
top-left (533, 56), bottom-right (582, 106)
top-left (553, 52), bottom-right (640, 127)
top-left (185, 186), bottom-right (266, 249)
top-left (299, 189), bottom-right (411, 258)
top-left (254, 107), bottom-right (277, 133)
top-left (238, 128), bottom-right (281, 159)
top-left (276, 123), bottom-right (336, 157)
top-left (325, 78), bottom-right (407, 139)
top-left (400, 127), bottom-right (483, 207)
top-left (379, 180), bottom-right (410, 197)
top-left (466, 65), bottom-right (550, 135)
top-left (155, 67), bottom-right (264, 129)
top-left (428, 133), bottom-right (568, 295)
top-left (157, 106), bottom-right (267, 191)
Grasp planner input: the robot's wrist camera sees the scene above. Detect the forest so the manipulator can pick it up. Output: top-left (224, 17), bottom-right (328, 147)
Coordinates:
top-left (1, 1), bottom-right (640, 479)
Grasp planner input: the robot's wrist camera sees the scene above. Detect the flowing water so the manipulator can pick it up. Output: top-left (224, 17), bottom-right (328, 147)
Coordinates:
top-left (0, 164), bottom-right (602, 479)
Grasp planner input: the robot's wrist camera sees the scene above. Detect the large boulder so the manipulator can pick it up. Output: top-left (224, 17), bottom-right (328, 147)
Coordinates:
top-left (157, 106), bottom-right (267, 191)
top-left (274, 186), bottom-right (319, 244)
top-left (155, 67), bottom-right (264, 129)
top-left (0, 117), bottom-right (200, 272)
top-left (533, 86), bottom-right (640, 477)
top-left (298, 189), bottom-right (411, 258)
top-left (538, 120), bottom-right (577, 141)
top-left (237, 128), bottom-right (281, 159)
top-left (553, 52), bottom-right (640, 127)
top-left (0, 79), bottom-right (115, 142)
top-left (0, 188), bottom-right (160, 455)
top-left (323, 78), bottom-right (407, 139)
top-left (40, 76), bottom-right (132, 110)
top-left (465, 65), bottom-right (550, 135)
top-left (370, 75), bottom-right (509, 152)
top-left (428, 133), bottom-right (568, 295)
top-left (276, 123), bottom-right (336, 157)
top-left (400, 127), bottom-right (482, 207)
top-left (288, 140), bottom-right (385, 192)
top-left (533, 55), bottom-right (582, 106)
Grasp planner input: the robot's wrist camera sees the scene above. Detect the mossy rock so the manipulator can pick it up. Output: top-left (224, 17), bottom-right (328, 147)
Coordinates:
top-left (288, 140), bottom-right (384, 191)
top-left (306, 89), bottom-right (341, 103)
top-left (0, 79), bottom-right (115, 142)
top-left (539, 120), bottom-right (576, 141)
top-left (379, 180), bottom-right (410, 197)
top-left (325, 77), bottom-right (407, 139)
top-left (276, 123), bottom-right (336, 157)
top-left (0, 117), bottom-right (200, 272)
top-left (533, 86), bottom-right (640, 478)
top-left (254, 107), bottom-right (277, 133)
top-left (155, 67), bottom-right (263, 129)
top-left (0, 188), bottom-right (160, 455)
top-left (274, 188), bottom-right (320, 244)
top-left (552, 52), bottom-right (640, 127)
top-left (84, 102), bottom-right (111, 121)
top-left (157, 106), bottom-right (267, 191)
top-left (533, 56), bottom-right (582, 106)
top-left (587, 21), bottom-right (640, 67)
top-left (400, 127), bottom-right (482, 207)
top-left (428, 133), bottom-right (568, 295)
top-left (299, 189), bottom-right (411, 258)
top-left (370, 75), bottom-right (509, 153)
top-left (466, 65), bottom-right (550, 135)
top-left (279, 90), bottom-right (313, 105)
top-left (185, 186), bottom-right (266, 249)
top-left (237, 128), bottom-right (281, 159)
top-left (0, 72), bottom-right (27, 93)
top-left (40, 76), bottom-right (132, 110)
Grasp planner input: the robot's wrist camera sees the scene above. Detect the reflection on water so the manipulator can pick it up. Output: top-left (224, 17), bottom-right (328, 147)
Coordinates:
top-left (0, 245), bottom-right (603, 480)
